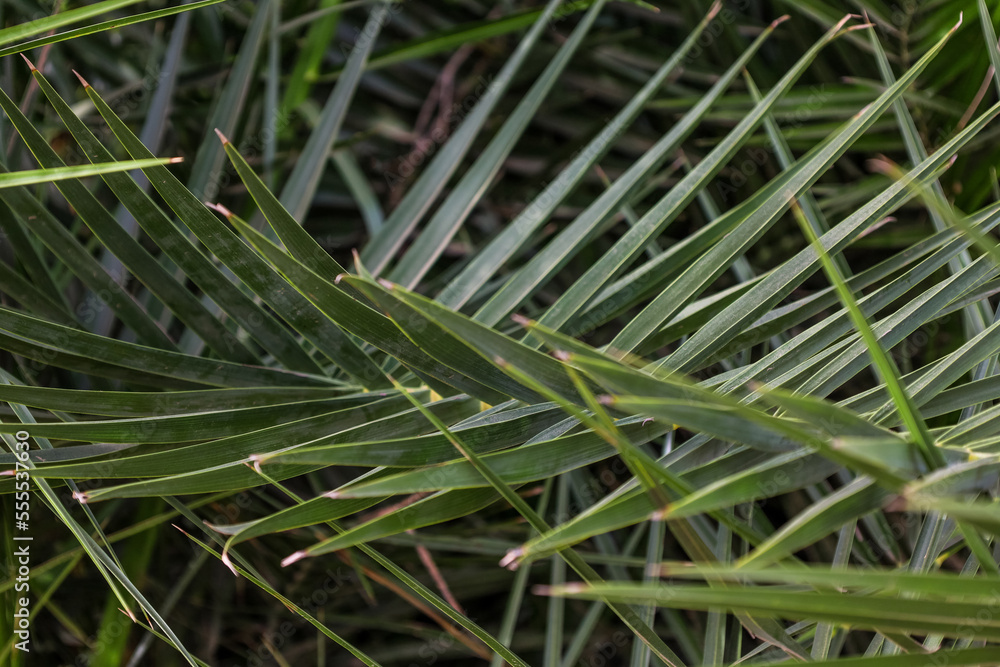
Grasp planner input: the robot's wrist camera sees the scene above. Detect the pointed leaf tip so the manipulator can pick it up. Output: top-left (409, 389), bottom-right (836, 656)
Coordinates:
top-left (19, 53), bottom-right (36, 71)
top-left (351, 248), bottom-right (368, 273)
top-left (832, 13), bottom-right (854, 33)
top-left (205, 202), bottom-right (234, 219)
top-left (172, 523), bottom-right (190, 535)
top-left (71, 70), bottom-right (90, 88)
top-left (769, 14), bottom-right (790, 29)
top-left (510, 313), bottom-right (532, 327)
top-left (866, 157), bottom-right (892, 175)
top-left (214, 128), bottom-right (230, 145)
top-left (220, 550), bottom-right (239, 577)
top-left (248, 454), bottom-right (267, 475)
top-left (282, 551), bottom-right (308, 567)
top-left (499, 547), bottom-right (523, 570)
top-left (650, 507), bottom-right (671, 521)
top-left (532, 584), bottom-right (554, 596)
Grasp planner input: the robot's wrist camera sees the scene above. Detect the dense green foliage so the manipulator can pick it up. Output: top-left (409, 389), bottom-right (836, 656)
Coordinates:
top-left (4, 0), bottom-right (1000, 665)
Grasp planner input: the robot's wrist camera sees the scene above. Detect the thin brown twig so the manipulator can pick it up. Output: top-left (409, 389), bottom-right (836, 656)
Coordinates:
top-left (957, 65), bottom-right (995, 132)
top-left (7, 11), bottom-right (61, 156)
top-left (333, 550), bottom-right (490, 660)
top-left (357, 492), bottom-right (431, 523)
top-left (408, 529), bottom-right (466, 615)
